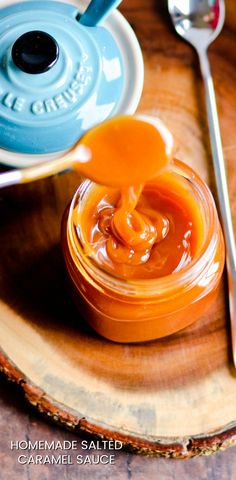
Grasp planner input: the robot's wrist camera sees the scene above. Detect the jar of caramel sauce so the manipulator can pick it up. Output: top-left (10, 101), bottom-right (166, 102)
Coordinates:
top-left (62, 141), bottom-right (225, 342)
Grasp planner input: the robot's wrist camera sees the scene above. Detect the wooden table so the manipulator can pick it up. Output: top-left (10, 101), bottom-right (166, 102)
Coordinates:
top-left (1, 0), bottom-right (236, 477)
top-left (1, 372), bottom-right (236, 480)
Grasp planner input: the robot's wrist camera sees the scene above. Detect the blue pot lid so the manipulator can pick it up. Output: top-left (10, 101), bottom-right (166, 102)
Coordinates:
top-left (0, 1), bottom-right (124, 154)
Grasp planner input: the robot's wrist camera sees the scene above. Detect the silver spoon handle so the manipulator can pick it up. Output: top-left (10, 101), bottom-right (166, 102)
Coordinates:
top-left (199, 50), bottom-right (236, 363)
top-left (0, 170), bottom-right (23, 188)
top-left (0, 155), bottom-right (74, 189)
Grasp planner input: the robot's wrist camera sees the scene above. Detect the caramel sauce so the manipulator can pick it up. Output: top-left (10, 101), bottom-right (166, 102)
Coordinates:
top-left (72, 115), bottom-right (204, 279)
top-left (75, 115), bottom-right (172, 187)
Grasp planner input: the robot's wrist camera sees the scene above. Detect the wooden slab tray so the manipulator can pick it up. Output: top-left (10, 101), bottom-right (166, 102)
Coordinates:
top-left (0, 0), bottom-right (236, 458)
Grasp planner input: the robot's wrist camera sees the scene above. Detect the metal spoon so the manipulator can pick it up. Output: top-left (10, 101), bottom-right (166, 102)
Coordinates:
top-left (79, 0), bottom-right (122, 27)
top-left (0, 115), bottom-right (173, 189)
top-left (168, 0), bottom-right (236, 365)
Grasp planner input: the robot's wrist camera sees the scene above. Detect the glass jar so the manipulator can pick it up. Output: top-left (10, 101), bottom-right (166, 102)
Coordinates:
top-left (61, 160), bottom-right (225, 343)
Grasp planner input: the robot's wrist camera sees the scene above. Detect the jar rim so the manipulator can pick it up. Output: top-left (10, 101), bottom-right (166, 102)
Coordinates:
top-left (66, 159), bottom-right (221, 297)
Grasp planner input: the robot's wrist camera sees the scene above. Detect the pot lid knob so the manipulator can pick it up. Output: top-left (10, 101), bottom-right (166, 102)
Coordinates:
top-left (12, 30), bottom-right (59, 75)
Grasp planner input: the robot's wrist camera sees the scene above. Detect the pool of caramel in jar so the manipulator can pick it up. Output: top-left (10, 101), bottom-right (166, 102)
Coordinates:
top-left (76, 172), bottom-right (204, 280)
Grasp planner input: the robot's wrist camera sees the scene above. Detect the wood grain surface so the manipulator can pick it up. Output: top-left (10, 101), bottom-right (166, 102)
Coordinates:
top-left (1, 372), bottom-right (236, 480)
top-left (1, 0), bottom-right (236, 464)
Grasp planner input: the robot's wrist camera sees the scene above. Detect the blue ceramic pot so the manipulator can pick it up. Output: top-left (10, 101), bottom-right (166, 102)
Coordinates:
top-left (0, 1), bottom-right (125, 154)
